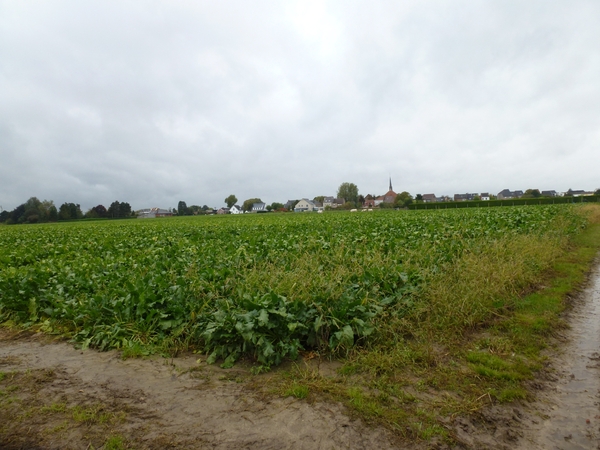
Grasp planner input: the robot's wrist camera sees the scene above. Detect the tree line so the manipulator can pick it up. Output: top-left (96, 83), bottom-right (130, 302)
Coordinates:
top-left (0, 197), bottom-right (133, 225)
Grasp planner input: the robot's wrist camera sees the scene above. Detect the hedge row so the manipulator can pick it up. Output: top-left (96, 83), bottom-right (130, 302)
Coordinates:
top-left (408, 196), bottom-right (600, 210)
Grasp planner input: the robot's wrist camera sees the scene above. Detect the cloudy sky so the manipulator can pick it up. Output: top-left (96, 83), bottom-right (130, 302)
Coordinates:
top-left (1, 1), bottom-right (599, 211)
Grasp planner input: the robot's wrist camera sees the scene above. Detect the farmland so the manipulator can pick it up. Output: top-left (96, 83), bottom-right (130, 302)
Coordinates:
top-left (0, 206), bottom-right (589, 365)
top-left (2, 204), bottom-right (600, 446)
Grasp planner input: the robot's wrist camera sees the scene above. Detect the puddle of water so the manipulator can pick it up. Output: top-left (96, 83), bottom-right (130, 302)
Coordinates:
top-left (533, 267), bottom-right (600, 449)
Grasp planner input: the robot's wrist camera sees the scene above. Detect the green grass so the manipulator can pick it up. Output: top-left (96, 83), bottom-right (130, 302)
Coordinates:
top-left (494, 387), bottom-right (527, 402)
top-left (103, 435), bottom-right (128, 450)
top-left (39, 401), bottom-right (125, 425)
top-left (467, 352), bottom-right (529, 382)
top-left (72, 404), bottom-right (126, 425)
top-left (40, 402), bottom-right (68, 413)
top-left (120, 341), bottom-right (152, 359)
top-left (284, 383), bottom-right (309, 399)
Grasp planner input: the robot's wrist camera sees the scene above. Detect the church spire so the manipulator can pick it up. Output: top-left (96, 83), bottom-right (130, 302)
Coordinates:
top-left (389, 177), bottom-right (393, 192)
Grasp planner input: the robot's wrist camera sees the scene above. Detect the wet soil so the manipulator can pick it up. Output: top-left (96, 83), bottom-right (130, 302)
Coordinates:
top-left (0, 329), bottom-right (401, 450)
top-left (514, 262), bottom-right (600, 449)
top-left (2, 264), bottom-right (600, 449)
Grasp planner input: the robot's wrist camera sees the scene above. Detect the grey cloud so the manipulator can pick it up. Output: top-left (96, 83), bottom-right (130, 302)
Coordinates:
top-left (1, 0), bottom-right (599, 212)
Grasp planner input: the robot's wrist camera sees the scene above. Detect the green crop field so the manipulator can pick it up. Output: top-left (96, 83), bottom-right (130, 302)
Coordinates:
top-left (0, 206), bottom-right (589, 370)
top-left (4, 204), bottom-right (600, 440)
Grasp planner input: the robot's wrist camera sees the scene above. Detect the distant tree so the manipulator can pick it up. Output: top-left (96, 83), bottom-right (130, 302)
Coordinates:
top-left (337, 182), bottom-right (359, 206)
top-left (38, 200), bottom-right (55, 222)
top-left (22, 197), bottom-right (42, 223)
top-left (48, 205), bottom-right (58, 222)
top-left (415, 194), bottom-right (423, 203)
top-left (202, 205), bottom-right (209, 211)
top-left (595, 188), bottom-right (600, 196)
top-left (242, 198), bottom-right (262, 212)
top-left (358, 195), bottom-right (365, 205)
top-left (177, 201), bottom-right (188, 216)
top-left (394, 191), bottom-right (413, 208)
top-left (225, 195), bottom-right (238, 208)
top-left (84, 208), bottom-right (99, 219)
top-left (266, 205), bottom-right (273, 212)
top-left (58, 202), bottom-right (83, 221)
top-left (522, 189), bottom-right (541, 199)
top-left (473, 195), bottom-right (481, 201)
top-left (92, 204), bottom-right (108, 218)
top-left (24, 197), bottom-right (42, 209)
top-left (0, 210), bottom-right (9, 223)
top-left (270, 202), bottom-right (284, 211)
top-left (74, 203), bottom-right (83, 219)
top-left (120, 202), bottom-right (132, 217)
top-left (58, 203), bottom-right (70, 221)
top-left (313, 196), bottom-right (325, 204)
top-left (107, 201), bottom-right (131, 219)
top-left (340, 201), bottom-right (355, 210)
top-left (9, 204), bottom-right (26, 224)
top-left (7, 197), bottom-right (57, 223)
top-left (85, 204), bottom-right (107, 219)
top-left (188, 205), bottom-right (202, 215)
top-left (108, 201), bottom-right (120, 218)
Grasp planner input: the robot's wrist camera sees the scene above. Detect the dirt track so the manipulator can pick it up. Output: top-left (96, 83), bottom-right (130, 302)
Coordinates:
top-left (2, 263), bottom-right (600, 449)
top-left (515, 262), bottom-right (600, 449)
top-left (0, 330), bottom-right (401, 450)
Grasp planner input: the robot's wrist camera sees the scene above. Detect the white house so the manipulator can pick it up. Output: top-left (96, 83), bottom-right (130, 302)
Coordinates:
top-left (252, 202), bottom-right (267, 213)
top-left (230, 205), bottom-right (243, 214)
top-left (294, 199), bottom-right (317, 212)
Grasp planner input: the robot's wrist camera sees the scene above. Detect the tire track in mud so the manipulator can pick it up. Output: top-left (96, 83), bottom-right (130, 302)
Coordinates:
top-left (517, 263), bottom-right (600, 449)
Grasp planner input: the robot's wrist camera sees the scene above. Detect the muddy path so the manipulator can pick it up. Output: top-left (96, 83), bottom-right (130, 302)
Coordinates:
top-left (515, 262), bottom-right (600, 449)
top-left (2, 264), bottom-right (600, 449)
top-left (0, 330), bottom-right (402, 450)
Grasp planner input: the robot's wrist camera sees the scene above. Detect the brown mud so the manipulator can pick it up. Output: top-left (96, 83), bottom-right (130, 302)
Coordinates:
top-left (0, 330), bottom-right (401, 450)
top-left (2, 264), bottom-right (600, 449)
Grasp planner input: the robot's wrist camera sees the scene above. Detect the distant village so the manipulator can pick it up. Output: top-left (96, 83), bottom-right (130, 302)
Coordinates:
top-left (137, 182), bottom-right (600, 218)
top-left (3, 181), bottom-right (599, 224)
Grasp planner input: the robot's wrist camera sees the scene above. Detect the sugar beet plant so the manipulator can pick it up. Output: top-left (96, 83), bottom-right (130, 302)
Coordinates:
top-left (0, 206), bottom-right (587, 368)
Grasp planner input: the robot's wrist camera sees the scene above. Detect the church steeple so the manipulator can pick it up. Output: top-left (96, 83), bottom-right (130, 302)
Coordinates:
top-left (389, 177), bottom-right (393, 192)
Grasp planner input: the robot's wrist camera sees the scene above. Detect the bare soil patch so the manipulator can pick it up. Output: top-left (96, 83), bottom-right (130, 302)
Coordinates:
top-left (0, 329), bottom-right (402, 450)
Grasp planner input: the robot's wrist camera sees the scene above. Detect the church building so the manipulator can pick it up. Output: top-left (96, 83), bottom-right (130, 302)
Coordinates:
top-left (374, 178), bottom-right (398, 206)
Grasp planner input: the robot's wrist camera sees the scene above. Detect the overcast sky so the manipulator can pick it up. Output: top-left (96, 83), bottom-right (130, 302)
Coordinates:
top-left (1, 1), bottom-right (599, 211)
